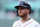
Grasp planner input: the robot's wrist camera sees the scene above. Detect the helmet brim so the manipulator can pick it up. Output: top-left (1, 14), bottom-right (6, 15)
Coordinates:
top-left (15, 6), bottom-right (27, 9)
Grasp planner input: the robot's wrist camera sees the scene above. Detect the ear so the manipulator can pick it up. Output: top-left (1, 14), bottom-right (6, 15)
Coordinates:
top-left (27, 9), bottom-right (30, 13)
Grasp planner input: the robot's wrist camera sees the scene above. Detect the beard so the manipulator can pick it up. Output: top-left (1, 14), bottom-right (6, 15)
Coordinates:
top-left (18, 13), bottom-right (27, 17)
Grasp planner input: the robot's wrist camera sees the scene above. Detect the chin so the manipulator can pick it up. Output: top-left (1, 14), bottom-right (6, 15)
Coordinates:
top-left (19, 14), bottom-right (25, 17)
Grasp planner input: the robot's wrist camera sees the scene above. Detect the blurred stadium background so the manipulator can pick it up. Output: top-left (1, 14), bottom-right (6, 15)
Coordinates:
top-left (0, 0), bottom-right (40, 27)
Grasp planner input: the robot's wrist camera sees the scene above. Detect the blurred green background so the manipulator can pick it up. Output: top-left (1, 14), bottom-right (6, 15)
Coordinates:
top-left (0, 0), bottom-right (40, 27)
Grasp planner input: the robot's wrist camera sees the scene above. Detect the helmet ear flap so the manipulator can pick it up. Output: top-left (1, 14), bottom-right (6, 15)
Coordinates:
top-left (16, 9), bottom-right (19, 16)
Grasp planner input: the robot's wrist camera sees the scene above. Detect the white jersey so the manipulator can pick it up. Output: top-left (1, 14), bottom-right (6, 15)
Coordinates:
top-left (12, 18), bottom-right (40, 27)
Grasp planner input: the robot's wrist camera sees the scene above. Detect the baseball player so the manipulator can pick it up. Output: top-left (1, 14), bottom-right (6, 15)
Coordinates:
top-left (12, 1), bottom-right (40, 27)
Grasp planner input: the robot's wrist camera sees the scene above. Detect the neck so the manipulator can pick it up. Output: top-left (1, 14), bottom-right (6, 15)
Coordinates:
top-left (21, 15), bottom-right (30, 23)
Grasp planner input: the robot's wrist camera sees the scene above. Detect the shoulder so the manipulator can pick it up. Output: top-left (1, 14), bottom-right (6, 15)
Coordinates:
top-left (34, 20), bottom-right (40, 27)
top-left (13, 20), bottom-right (19, 25)
top-left (31, 18), bottom-right (40, 27)
top-left (32, 19), bottom-right (40, 24)
top-left (12, 20), bottom-right (20, 27)
top-left (14, 21), bottom-right (19, 24)
top-left (31, 18), bottom-right (39, 24)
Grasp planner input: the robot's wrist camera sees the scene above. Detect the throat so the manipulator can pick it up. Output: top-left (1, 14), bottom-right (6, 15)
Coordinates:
top-left (21, 18), bottom-right (31, 23)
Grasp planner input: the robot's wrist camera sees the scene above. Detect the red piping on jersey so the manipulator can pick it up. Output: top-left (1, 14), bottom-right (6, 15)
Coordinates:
top-left (18, 20), bottom-right (34, 27)
top-left (15, 25), bottom-right (18, 27)
top-left (18, 22), bottom-right (21, 27)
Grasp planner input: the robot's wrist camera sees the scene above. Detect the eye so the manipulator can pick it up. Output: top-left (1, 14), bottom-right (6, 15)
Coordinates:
top-left (21, 8), bottom-right (26, 9)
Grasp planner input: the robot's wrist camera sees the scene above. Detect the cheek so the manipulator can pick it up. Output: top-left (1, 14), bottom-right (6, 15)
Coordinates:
top-left (18, 10), bottom-right (29, 14)
top-left (21, 10), bottom-right (27, 13)
top-left (23, 10), bottom-right (29, 14)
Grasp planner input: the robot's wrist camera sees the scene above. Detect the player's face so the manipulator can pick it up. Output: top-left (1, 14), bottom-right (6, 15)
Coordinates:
top-left (18, 7), bottom-right (30, 17)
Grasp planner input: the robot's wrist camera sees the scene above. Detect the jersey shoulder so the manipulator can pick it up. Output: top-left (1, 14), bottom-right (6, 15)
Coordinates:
top-left (32, 19), bottom-right (40, 24)
top-left (12, 20), bottom-right (20, 27)
top-left (13, 20), bottom-right (20, 25)
top-left (31, 18), bottom-right (40, 26)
